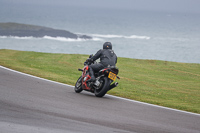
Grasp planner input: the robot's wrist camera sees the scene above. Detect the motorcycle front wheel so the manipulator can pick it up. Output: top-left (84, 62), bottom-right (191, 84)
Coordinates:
top-left (74, 76), bottom-right (83, 93)
top-left (95, 77), bottom-right (110, 97)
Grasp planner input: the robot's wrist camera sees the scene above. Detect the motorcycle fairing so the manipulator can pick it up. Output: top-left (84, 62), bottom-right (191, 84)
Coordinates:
top-left (82, 65), bottom-right (92, 90)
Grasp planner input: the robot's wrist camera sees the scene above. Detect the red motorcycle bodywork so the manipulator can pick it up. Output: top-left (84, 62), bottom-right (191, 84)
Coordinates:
top-left (81, 65), bottom-right (108, 91)
top-left (81, 65), bottom-right (91, 90)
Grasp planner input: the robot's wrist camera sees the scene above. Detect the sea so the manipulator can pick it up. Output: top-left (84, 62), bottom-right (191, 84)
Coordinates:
top-left (0, 4), bottom-right (200, 64)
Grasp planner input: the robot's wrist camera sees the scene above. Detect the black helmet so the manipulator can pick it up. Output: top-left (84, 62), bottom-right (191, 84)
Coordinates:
top-left (103, 42), bottom-right (112, 49)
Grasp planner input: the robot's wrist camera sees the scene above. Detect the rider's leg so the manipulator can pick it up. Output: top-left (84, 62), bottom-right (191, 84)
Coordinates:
top-left (86, 66), bottom-right (95, 82)
top-left (87, 63), bottom-right (104, 83)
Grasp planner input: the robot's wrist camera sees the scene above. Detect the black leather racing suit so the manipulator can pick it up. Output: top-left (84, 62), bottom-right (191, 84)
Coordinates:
top-left (89, 49), bottom-right (117, 73)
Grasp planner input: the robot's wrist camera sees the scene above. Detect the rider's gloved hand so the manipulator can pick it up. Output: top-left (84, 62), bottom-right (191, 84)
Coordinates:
top-left (86, 58), bottom-right (93, 63)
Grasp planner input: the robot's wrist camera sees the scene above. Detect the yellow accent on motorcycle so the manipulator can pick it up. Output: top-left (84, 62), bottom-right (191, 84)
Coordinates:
top-left (108, 72), bottom-right (117, 81)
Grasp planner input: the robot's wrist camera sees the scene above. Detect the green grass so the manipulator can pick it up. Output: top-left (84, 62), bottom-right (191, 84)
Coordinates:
top-left (0, 49), bottom-right (200, 113)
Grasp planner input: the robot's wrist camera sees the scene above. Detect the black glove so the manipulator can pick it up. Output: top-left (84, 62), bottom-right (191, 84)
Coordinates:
top-left (86, 58), bottom-right (93, 62)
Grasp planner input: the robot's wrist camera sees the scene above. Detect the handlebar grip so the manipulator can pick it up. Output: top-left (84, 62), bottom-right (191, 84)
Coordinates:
top-left (78, 69), bottom-right (83, 72)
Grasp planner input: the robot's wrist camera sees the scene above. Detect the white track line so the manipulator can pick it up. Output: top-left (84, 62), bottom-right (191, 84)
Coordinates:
top-left (0, 65), bottom-right (74, 88)
top-left (1, 65), bottom-right (199, 116)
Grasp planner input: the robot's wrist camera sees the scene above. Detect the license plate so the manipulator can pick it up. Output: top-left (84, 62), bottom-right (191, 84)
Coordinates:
top-left (108, 72), bottom-right (117, 81)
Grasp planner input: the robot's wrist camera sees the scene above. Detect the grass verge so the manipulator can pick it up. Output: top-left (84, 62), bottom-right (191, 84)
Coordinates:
top-left (0, 49), bottom-right (199, 113)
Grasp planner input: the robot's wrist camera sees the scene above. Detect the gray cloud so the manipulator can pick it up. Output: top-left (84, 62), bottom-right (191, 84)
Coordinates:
top-left (1, 0), bottom-right (200, 13)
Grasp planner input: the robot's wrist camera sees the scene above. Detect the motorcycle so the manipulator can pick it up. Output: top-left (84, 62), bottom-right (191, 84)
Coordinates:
top-left (74, 55), bottom-right (120, 97)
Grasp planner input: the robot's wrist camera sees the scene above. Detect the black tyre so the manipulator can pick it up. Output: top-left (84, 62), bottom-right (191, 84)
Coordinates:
top-left (74, 76), bottom-right (83, 93)
top-left (95, 77), bottom-right (110, 97)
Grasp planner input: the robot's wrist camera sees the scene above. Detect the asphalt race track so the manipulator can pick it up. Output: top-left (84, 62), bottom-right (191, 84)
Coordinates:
top-left (0, 66), bottom-right (199, 133)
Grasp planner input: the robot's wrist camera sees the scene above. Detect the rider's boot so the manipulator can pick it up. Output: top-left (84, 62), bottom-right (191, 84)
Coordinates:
top-left (86, 67), bottom-right (95, 83)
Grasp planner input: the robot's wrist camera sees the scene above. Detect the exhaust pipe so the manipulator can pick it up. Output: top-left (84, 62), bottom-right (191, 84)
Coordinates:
top-left (109, 82), bottom-right (118, 90)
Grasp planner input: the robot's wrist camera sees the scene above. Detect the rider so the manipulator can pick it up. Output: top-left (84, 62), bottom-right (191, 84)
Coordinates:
top-left (86, 42), bottom-right (117, 82)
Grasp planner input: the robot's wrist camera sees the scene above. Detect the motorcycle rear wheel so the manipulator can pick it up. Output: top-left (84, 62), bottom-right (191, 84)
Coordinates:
top-left (95, 77), bottom-right (110, 97)
top-left (74, 76), bottom-right (83, 93)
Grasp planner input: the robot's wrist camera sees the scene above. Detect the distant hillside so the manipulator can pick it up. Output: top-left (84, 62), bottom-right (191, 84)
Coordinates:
top-left (0, 22), bottom-right (92, 39)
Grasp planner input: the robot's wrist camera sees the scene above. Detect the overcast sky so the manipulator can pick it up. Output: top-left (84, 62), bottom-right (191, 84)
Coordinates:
top-left (1, 0), bottom-right (200, 14)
